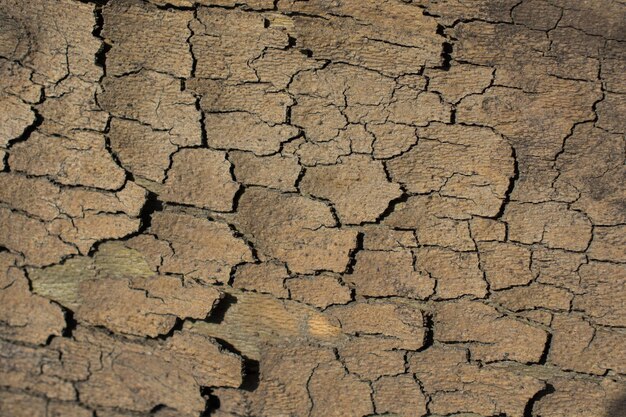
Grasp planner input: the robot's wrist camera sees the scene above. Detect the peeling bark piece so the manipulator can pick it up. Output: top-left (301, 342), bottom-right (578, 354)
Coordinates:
top-left (77, 276), bottom-right (221, 337)
top-left (191, 8), bottom-right (289, 81)
top-left (573, 262), bottom-right (626, 327)
top-left (300, 155), bottom-right (402, 224)
top-left (0, 93), bottom-right (35, 148)
top-left (0, 0), bottom-right (102, 86)
top-left (361, 225), bottom-right (417, 251)
top-left (49, 213), bottom-right (140, 254)
top-left (69, 328), bottom-right (241, 415)
top-left (477, 242), bottom-right (533, 290)
top-left (0, 174), bottom-right (145, 254)
top-left (512, 0), bottom-right (562, 30)
top-left (532, 248), bottom-right (587, 294)
top-left (308, 362), bottom-right (373, 417)
top-left (151, 211), bottom-right (253, 282)
top-left (248, 345), bottom-right (337, 417)
top-left (387, 123), bottom-right (514, 217)
top-left (338, 337), bottom-right (406, 381)
top-left (100, 70), bottom-right (201, 147)
top-left (0, 208), bottom-right (76, 267)
top-left (281, 0), bottom-right (442, 76)
top-left (550, 314), bottom-right (626, 375)
top-left (192, 79), bottom-right (293, 124)
top-left (425, 65), bottom-right (494, 103)
top-left (204, 112), bottom-right (298, 155)
top-left (190, 291), bottom-right (343, 360)
top-left (229, 151), bottom-right (301, 191)
top-left (369, 122), bottom-right (417, 159)
top-left (345, 249), bottom-right (434, 299)
top-left (108, 118), bottom-right (177, 183)
top-left (9, 131), bottom-right (126, 190)
top-left (503, 202), bottom-right (592, 251)
top-left (491, 283), bottom-right (573, 312)
top-left (0, 392), bottom-right (90, 417)
top-left (373, 375), bottom-right (428, 417)
top-left (457, 82), bottom-right (600, 158)
top-left (470, 217), bottom-right (506, 242)
top-left (554, 123), bottom-right (626, 225)
top-left (409, 345), bottom-right (545, 417)
top-left (234, 187), bottom-right (357, 274)
top-left (588, 225), bottom-right (626, 262)
top-left (327, 300), bottom-right (425, 350)
top-left (534, 377), bottom-right (626, 417)
top-left (414, 247), bottom-right (487, 299)
top-left (557, 0), bottom-right (626, 40)
top-left (0, 339), bottom-right (77, 401)
top-left (286, 273), bottom-right (352, 309)
top-left (0, 173), bottom-right (145, 221)
top-left (289, 64), bottom-right (395, 139)
top-left (161, 149), bottom-right (239, 211)
top-left (0, 254), bottom-right (65, 344)
top-left (386, 89), bottom-right (451, 126)
top-left (103, 0), bottom-right (192, 77)
top-left (232, 262), bottom-right (289, 298)
top-left (293, 125), bottom-right (367, 166)
top-left (0, 60), bottom-right (41, 104)
top-left (162, 329), bottom-right (243, 388)
top-left (250, 48), bottom-right (323, 89)
top-left (597, 92), bottom-right (626, 134)
top-left (435, 300), bottom-right (548, 363)
top-left (385, 195), bottom-right (476, 251)
top-left (37, 77), bottom-right (108, 136)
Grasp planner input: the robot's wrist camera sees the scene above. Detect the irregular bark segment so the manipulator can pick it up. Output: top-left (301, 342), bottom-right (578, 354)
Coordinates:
top-left (234, 187), bottom-right (357, 274)
top-left (550, 314), bottom-right (626, 375)
top-left (9, 131), bottom-right (126, 190)
top-left (161, 149), bottom-right (239, 211)
top-left (503, 202), bottom-right (592, 251)
top-left (409, 345), bottom-right (546, 417)
top-left (327, 300), bottom-right (426, 350)
top-left (100, 70), bottom-right (202, 147)
top-left (345, 249), bottom-right (434, 299)
top-left (0, 254), bottom-right (66, 344)
top-left (150, 211), bottom-right (254, 282)
top-left (280, 0), bottom-right (442, 76)
top-left (434, 300), bottom-right (549, 363)
top-left (103, 0), bottom-right (193, 77)
top-left (300, 155), bottom-right (402, 224)
top-left (387, 123), bottom-right (514, 217)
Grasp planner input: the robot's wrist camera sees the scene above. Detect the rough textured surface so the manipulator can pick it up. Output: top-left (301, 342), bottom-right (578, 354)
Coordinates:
top-left (0, 0), bottom-right (624, 416)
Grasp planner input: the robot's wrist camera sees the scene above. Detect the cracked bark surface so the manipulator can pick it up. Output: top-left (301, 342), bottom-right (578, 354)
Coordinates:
top-left (0, 0), bottom-right (624, 416)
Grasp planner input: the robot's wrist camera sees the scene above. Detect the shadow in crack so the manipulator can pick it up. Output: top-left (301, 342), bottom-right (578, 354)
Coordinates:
top-left (606, 392), bottom-right (626, 417)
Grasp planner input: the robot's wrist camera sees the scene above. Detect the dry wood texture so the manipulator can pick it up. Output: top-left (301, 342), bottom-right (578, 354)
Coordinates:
top-left (0, 0), bottom-right (625, 416)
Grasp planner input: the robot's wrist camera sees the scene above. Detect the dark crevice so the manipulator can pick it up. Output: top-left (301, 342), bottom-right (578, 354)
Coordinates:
top-left (151, 317), bottom-right (185, 340)
top-left (372, 191), bottom-right (410, 224)
top-left (212, 337), bottom-right (260, 392)
top-left (60, 305), bottom-right (78, 338)
top-left (494, 146), bottom-right (519, 219)
top-left (439, 42), bottom-right (453, 71)
top-left (91, 2), bottom-right (110, 75)
top-left (205, 293), bottom-right (238, 324)
top-left (343, 232), bottom-right (364, 275)
top-left (200, 387), bottom-right (221, 417)
top-left (419, 313), bottom-right (434, 352)
top-left (240, 358), bottom-right (260, 392)
top-left (523, 383), bottom-right (555, 417)
top-left (300, 48), bottom-right (313, 57)
top-left (138, 192), bottom-right (164, 233)
top-left (6, 110), bottom-right (43, 151)
top-left (538, 332), bottom-right (552, 365)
